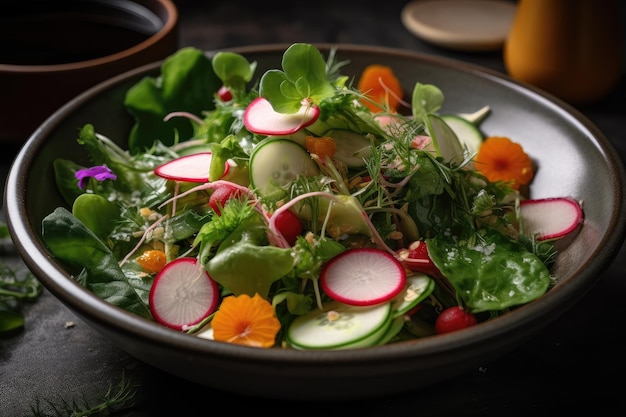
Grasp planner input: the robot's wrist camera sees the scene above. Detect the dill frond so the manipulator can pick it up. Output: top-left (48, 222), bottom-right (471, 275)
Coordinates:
top-left (26, 372), bottom-right (138, 417)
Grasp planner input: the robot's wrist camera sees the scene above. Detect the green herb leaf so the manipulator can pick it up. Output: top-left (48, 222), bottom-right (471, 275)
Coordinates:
top-left (72, 193), bottom-right (120, 241)
top-left (259, 43), bottom-right (335, 113)
top-left (411, 82), bottom-right (444, 121)
top-left (207, 240), bottom-right (295, 299)
top-left (0, 310), bottom-right (24, 334)
top-left (28, 371), bottom-right (138, 416)
top-left (212, 51), bottom-right (256, 92)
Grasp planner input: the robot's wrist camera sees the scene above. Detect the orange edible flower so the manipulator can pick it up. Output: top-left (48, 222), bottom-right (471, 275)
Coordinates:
top-left (357, 64), bottom-right (403, 113)
top-left (305, 135), bottom-right (337, 160)
top-left (211, 293), bottom-right (281, 348)
top-left (137, 249), bottom-right (167, 273)
top-left (474, 136), bottom-right (534, 190)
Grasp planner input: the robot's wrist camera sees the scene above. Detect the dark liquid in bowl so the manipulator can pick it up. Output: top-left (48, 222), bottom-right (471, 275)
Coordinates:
top-left (0, 0), bottom-right (163, 65)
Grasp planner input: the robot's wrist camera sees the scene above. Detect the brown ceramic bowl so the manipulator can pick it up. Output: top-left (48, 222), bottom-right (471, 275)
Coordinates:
top-left (0, 0), bottom-right (179, 143)
top-left (4, 44), bottom-right (626, 401)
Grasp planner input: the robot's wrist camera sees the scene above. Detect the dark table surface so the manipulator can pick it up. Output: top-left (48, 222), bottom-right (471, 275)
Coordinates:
top-left (2, 1), bottom-right (626, 415)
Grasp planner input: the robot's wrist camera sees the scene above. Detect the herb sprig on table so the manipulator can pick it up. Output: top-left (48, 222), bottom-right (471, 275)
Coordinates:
top-left (26, 372), bottom-right (138, 417)
top-left (0, 221), bottom-right (43, 335)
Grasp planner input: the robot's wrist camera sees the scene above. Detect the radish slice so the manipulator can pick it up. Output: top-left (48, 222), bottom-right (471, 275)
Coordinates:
top-left (320, 248), bottom-right (407, 306)
top-left (519, 197), bottom-right (584, 242)
top-left (154, 152), bottom-right (230, 182)
top-left (149, 257), bottom-right (219, 331)
top-left (243, 97), bottom-right (320, 135)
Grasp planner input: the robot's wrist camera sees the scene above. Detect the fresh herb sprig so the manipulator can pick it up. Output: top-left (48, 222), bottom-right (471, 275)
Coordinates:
top-left (0, 222), bottom-right (43, 335)
top-left (26, 372), bottom-right (138, 417)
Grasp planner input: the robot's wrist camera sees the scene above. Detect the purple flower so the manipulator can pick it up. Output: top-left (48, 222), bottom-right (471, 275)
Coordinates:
top-left (75, 165), bottom-right (117, 190)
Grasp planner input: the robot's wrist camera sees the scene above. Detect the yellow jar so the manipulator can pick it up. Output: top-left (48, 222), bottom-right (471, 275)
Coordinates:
top-left (504, 0), bottom-right (624, 104)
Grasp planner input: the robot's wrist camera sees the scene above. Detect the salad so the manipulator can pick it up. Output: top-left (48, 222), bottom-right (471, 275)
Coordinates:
top-left (42, 43), bottom-right (583, 350)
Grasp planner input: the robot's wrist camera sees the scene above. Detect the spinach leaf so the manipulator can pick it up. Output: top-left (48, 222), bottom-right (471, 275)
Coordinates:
top-left (125, 47), bottom-right (221, 153)
top-left (427, 228), bottom-right (551, 313)
top-left (53, 159), bottom-right (85, 206)
top-left (77, 124), bottom-right (147, 194)
top-left (42, 207), bottom-right (151, 319)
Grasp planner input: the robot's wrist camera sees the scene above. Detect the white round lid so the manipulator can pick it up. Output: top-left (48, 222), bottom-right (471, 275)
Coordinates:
top-left (401, 0), bottom-right (517, 52)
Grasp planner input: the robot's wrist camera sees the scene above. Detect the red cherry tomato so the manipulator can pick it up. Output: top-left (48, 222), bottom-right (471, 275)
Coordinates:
top-left (209, 184), bottom-right (243, 216)
top-left (434, 306), bottom-right (477, 334)
top-left (273, 209), bottom-right (302, 246)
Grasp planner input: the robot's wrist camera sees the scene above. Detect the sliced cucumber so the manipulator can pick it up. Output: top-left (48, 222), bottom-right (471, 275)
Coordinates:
top-left (441, 114), bottom-right (484, 156)
top-left (294, 194), bottom-right (373, 239)
top-left (425, 114), bottom-right (466, 165)
top-left (391, 273), bottom-right (435, 319)
top-left (286, 301), bottom-right (392, 350)
top-left (375, 315), bottom-right (406, 346)
top-left (249, 138), bottom-right (320, 197)
top-left (325, 129), bottom-right (372, 168)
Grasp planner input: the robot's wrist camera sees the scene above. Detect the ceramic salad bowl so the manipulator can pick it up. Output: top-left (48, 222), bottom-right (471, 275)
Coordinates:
top-left (4, 44), bottom-right (625, 401)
